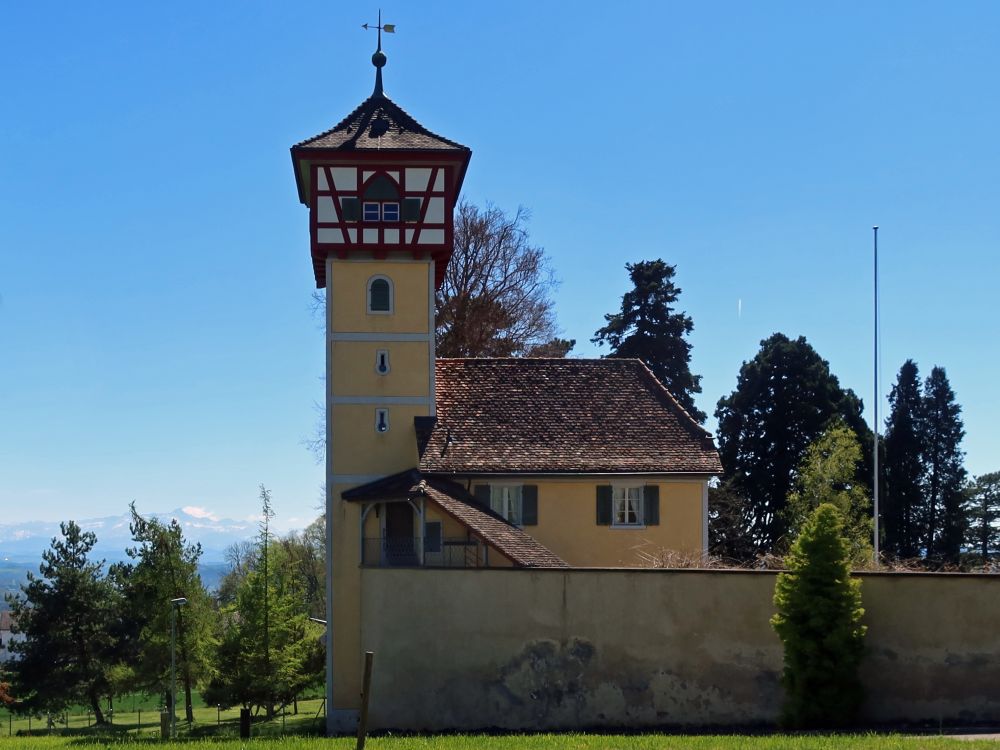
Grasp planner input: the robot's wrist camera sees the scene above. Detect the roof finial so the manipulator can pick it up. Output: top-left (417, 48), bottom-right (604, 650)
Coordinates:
top-left (362, 10), bottom-right (395, 96)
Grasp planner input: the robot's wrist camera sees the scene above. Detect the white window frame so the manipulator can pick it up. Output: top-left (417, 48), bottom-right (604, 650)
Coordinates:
top-left (490, 484), bottom-right (523, 527)
top-left (366, 275), bottom-right (394, 315)
top-left (381, 201), bottom-right (400, 222)
top-left (362, 201), bottom-right (380, 222)
top-left (611, 485), bottom-right (644, 528)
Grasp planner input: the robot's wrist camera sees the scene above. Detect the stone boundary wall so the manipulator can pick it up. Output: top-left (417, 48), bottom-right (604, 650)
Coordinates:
top-left (358, 568), bottom-right (1000, 730)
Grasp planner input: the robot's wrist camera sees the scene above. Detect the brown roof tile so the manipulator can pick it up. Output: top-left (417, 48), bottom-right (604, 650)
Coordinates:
top-left (420, 358), bottom-right (723, 475)
top-left (295, 92), bottom-right (469, 153)
top-left (342, 470), bottom-right (567, 568)
top-left (414, 477), bottom-right (568, 568)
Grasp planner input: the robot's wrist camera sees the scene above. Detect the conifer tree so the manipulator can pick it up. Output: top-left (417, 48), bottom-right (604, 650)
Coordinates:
top-left (713, 333), bottom-right (870, 557)
top-left (593, 259), bottom-right (706, 423)
top-left (965, 472), bottom-right (1000, 562)
top-left (922, 366), bottom-right (967, 563)
top-left (115, 503), bottom-right (216, 723)
top-left (5, 522), bottom-right (118, 723)
top-left (882, 360), bottom-right (925, 559)
top-left (771, 504), bottom-right (866, 728)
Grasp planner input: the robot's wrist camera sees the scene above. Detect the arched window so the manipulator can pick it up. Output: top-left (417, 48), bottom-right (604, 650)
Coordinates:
top-left (367, 275), bottom-right (393, 314)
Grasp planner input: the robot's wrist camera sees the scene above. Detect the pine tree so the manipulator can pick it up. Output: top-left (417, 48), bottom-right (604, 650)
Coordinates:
top-left (4, 522), bottom-right (119, 722)
top-left (771, 504), bottom-right (866, 728)
top-left (965, 472), bottom-right (1000, 562)
top-left (922, 366), bottom-right (967, 564)
top-left (713, 333), bottom-right (870, 557)
top-left (115, 503), bottom-right (217, 723)
top-left (592, 259), bottom-right (706, 423)
top-left (882, 360), bottom-right (925, 559)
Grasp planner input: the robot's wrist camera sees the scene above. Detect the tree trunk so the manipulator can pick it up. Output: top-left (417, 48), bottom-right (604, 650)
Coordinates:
top-left (184, 678), bottom-right (194, 724)
top-left (90, 692), bottom-right (105, 725)
top-left (293, 696), bottom-right (298, 715)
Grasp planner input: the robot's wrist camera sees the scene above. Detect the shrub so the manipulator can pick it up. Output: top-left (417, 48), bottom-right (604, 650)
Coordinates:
top-left (771, 503), bottom-right (866, 728)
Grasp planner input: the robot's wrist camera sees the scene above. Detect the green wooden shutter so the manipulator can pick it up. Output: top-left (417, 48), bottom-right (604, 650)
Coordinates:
top-left (341, 197), bottom-right (360, 221)
top-left (473, 484), bottom-right (491, 508)
top-left (596, 485), bottom-right (612, 525)
top-left (644, 485), bottom-right (660, 526)
top-left (403, 198), bottom-right (422, 222)
top-left (521, 485), bottom-right (538, 525)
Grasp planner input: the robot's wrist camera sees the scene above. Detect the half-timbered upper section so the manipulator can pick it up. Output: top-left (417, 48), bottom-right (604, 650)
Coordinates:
top-left (290, 52), bottom-right (471, 289)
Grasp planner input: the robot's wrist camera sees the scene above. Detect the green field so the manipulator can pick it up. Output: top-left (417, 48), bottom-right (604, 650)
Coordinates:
top-left (0, 733), bottom-right (997, 749)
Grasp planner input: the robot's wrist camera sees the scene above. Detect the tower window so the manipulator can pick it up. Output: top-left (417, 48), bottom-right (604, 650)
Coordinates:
top-left (375, 408), bottom-right (390, 433)
top-left (381, 202), bottom-right (400, 222)
top-left (363, 202), bottom-right (380, 221)
top-left (375, 349), bottom-right (390, 375)
top-left (367, 276), bottom-right (393, 314)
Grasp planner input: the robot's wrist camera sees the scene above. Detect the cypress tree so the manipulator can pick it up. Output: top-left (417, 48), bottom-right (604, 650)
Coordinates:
top-left (771, 504), bottom-right (866, 728)
top-left (882, 360), bottom-right (925, 559)
top-left (922, 366), bottom-right (967, 564)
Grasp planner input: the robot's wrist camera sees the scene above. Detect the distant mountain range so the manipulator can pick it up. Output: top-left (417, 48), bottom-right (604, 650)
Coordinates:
top-left (0, 509), bottom-right (260, 607)
top-left (0, 508), bottom-right (257, 564)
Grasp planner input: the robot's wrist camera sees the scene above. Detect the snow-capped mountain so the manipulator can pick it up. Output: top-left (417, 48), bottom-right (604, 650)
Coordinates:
top-left (0, 508), bottom-right (257, 564)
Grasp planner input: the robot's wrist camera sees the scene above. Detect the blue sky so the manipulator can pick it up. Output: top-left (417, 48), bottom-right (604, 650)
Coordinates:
top-left (2, 2), bottom-right (998, 530)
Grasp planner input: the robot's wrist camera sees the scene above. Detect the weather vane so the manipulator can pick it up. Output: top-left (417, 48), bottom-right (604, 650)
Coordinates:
top-left (362, 10), bottom-right (396, 52)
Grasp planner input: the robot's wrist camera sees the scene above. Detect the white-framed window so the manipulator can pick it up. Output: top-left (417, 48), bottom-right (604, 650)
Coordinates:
top-left (367, 275), bottom-right (393, 314)
top-left (363, 202), bottom-right (380, 221)
top-left (490, 485), bottom-right (522, 526)
top-left (381, 202), bottom-right (400, 222)
top-left (613, 486), bottom-right (643, 527)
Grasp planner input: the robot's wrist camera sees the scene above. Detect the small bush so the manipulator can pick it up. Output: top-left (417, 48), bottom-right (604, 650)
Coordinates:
top-left (771, 503), bottom-right (866, 728)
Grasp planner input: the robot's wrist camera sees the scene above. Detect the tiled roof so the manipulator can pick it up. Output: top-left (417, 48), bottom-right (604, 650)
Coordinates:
top-left (420, 358), bottom-right (723, 475)
top-left (342, 470), bottom-right (567, 568)
top-left (414, 477), bottom-right (568, 569)
top-left (295, 91), bottom-right (469, 153)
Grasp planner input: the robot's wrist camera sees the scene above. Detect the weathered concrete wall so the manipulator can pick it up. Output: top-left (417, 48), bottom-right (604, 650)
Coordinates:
top-left (358, 568), bottom-right (1000, 730)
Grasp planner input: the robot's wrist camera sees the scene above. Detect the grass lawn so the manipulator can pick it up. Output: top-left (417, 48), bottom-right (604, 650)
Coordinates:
top-left (0, 733), bottom-right (998, 748)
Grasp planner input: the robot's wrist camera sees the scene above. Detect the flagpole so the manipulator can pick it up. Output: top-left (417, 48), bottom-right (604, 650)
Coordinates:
top-left (873, 225), bottom-right (880, 563)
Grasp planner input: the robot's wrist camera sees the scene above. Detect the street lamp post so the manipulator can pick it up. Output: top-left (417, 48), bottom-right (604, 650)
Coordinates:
top-left (170, 597), bottom-right (188, 739)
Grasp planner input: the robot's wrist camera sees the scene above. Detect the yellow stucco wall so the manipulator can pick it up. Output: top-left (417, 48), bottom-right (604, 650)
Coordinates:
top-left (330, 404), bottom-right (425, 476)
top-left (469, 477), bottom-right (706, 567)
top-left (330, 260), bottom-right (431, 334)
top-left (331, 341), bottom-right (430, 396)
top-left (359, 568), bottom-right (1000, 730)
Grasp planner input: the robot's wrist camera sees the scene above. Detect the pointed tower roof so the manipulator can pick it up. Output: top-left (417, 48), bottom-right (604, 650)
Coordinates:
top-left (294, 91), bottom-right (469, 153)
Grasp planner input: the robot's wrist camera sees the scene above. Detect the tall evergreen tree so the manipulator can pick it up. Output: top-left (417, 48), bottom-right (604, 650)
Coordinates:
top-left (713, 333), bottom-right (870, 557)
top-left (4, 522), bottom-right (118, 723)
top-left (922, 366), bottom-right (967, 564)
top-left (882, 360), bottom-right (925, 559)
top-left (115, 504), bottom-right (216, 723)
top-left (771, 504), bottom-right (866, 728)
top-left (965, 472), bottom-right (1000, 562)
top-left (592, 259), bottom-right (706, 423)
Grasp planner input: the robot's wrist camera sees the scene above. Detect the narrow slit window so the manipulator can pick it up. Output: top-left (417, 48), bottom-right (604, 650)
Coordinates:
top-left (375, 349), bottom-right (390, 375)
top-left (375, 408), bottom-right (389, 433)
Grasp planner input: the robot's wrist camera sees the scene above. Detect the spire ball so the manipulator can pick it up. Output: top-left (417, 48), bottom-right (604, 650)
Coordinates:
top-left (372, 49), bottom-right (387, 68)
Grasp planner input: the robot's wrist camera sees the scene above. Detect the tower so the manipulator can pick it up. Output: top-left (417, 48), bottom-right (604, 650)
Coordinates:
top-left (289, 30), bottom-right (470, 731)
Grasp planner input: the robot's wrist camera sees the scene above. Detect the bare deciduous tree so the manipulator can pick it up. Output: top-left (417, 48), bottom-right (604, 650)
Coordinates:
top-left (436, 201), bottom-right (568, 357)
